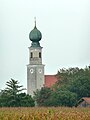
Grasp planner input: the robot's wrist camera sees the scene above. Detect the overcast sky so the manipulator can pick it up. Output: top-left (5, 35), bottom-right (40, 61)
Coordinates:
top-left (0, 0), bottom-right (90, 90)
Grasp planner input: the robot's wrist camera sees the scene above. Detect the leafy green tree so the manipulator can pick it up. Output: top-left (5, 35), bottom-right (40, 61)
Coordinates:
top-left (34, 87), bottom-right (52, 106)
top-left (49, 90), bottom-right (77, 107)
top-left (56, 67), bottom-right (84, 87)
top-left (0, 78), bottom-right (35, 107)
top-left (34, 66), bottom-right (90, 107)
top-left (17, 93), bottom-right (35, 107)
top-left (56, 66), bottom-right (90, 86)
top-left (34, 87), bottom-right (77, 107)
top-left (69, 75), bottom-right (90, 99)
top-left (56, 66), bottom-right (90, 101)
top-left (0, 90), bottom-right (9, 107)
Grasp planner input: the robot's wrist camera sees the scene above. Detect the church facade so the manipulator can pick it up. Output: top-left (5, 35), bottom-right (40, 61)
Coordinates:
top-left (27, 20), bottom-right (57, 96)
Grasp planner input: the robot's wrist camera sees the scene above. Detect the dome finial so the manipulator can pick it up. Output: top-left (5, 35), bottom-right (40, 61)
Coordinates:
top-left (34, 17), bottom-right (36, 28)
top-left (29, 18), bottom-right (42, 47)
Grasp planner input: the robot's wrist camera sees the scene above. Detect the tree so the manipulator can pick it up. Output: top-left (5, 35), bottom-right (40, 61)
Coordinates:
top-left (34, 87), bottom-right (52, 106)
top-left (49, 90), bottom-right (77, 107)
top-left (56, 67), bottom-right (84, 87)
top-left (34, 87), bottom-right (77, 107)
top-left (5, 78), bottom-right (25, 94)
top-left (0, 78), bottom-right (35, 107)
top-left (17, 93), bottom-right (35, 107)
top-left (69, 75), bottom-right (90, 99)
top-left (0, 90), bottom-right (9, 107)
top-left (33, 66), bottom-right (90, 107)
top-left (3, 78), bottom-right (25, 106)
top-left (56, 66), bottom-right (90, 101)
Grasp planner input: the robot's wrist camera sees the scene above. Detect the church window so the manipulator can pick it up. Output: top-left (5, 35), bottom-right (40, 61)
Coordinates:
top-left (39, 52), bottom-right (41, 58)
top-left (31, 52), bottom-right (33, 58)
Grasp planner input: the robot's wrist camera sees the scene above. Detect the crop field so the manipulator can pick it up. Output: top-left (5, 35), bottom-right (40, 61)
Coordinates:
top-left (0, 107), bottom-right (90, 120)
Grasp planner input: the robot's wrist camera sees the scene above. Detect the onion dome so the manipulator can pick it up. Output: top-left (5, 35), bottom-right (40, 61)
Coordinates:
top-left (29, 20), bottom-right (42, 42)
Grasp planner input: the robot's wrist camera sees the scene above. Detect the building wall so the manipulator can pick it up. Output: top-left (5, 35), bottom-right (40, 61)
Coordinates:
top-left (78, 101), bottom-right (90, 107)
top-left (29, 47), bottom-right (42, 65)
top-left (27, 46), bottom-right (44, 96)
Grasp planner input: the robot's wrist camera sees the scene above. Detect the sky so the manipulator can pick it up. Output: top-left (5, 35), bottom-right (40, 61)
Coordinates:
top-left (0, 0), bottom-right (90, 90)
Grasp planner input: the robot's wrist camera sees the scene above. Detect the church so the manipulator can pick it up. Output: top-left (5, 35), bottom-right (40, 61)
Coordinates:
top-left (27, 20), bottom-right (57, 96)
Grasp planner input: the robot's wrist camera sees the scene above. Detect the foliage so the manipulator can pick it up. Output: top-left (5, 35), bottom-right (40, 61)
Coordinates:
top-left (34, 87), bottom-right (77, 107)
top-left (69, 75), bottom-right (90, 99)
top-left (17, 93), bottom-right (35, 107)
top-left (34, 66), bottom-right (90, 107)
top-left (34, 87), bottom-right (52, 106)
top-left (0, 78), bottom-right (35, 107)
top-left (56, 67), bottom-right (84, 86)
top-left (49, 90), bottom-right (77, 107)
top-left (0, 107), bottom-right (90, 120)
top-left (56, 66), bottom-right (90, 99)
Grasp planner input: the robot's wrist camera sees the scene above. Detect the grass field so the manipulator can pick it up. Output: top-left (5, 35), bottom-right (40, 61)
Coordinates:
top-left (0, 107), bottom-right (90, 120)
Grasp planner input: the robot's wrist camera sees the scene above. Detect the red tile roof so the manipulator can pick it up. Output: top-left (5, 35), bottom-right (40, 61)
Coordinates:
top-left (44, 75), bottom-right (58, 87)
top-left (82, 97), bottom-right (90, 104)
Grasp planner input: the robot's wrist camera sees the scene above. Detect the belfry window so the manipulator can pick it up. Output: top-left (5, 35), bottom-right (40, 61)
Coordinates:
top-left (31, 52), bottom-right (33, 58)
top-left (39, 52), bottom-right (41, 58)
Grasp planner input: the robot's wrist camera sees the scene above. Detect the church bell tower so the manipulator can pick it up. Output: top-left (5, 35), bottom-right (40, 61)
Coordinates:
top-left (27, 19), bottom-right (44, 96)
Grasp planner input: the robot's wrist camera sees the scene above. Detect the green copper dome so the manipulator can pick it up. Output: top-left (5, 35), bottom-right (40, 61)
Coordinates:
top-left (29, 25), bottom-right (42, 42)
top-left (29, 19), bottom-right (42, 47)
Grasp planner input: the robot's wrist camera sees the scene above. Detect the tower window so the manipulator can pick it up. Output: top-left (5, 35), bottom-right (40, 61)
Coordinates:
top-left (39, 52), bottom-right (41, 58)
top-left (31, 52), bottom-right (33, 58)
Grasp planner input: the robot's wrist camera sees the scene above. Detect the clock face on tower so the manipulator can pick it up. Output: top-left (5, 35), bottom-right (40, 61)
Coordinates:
top-left (38, 69), bottom-right (42, 73)
top-left (30, 68), bottom-right (34, 73)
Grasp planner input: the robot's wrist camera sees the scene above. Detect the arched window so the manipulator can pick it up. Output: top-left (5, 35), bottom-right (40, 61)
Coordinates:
top-left (31, 52), bottom-right (33, 58)
top-left (39, 52), bottom-right (41, 58)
